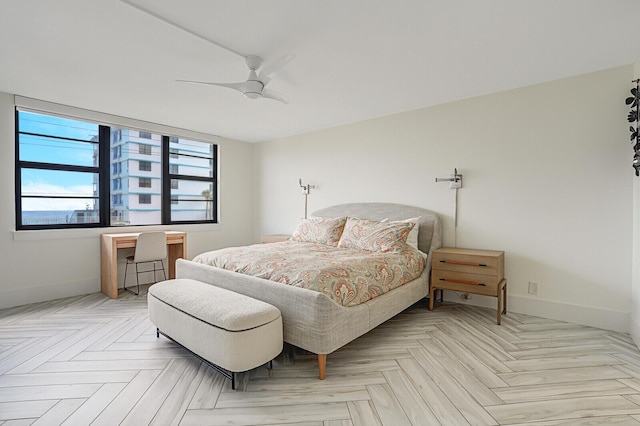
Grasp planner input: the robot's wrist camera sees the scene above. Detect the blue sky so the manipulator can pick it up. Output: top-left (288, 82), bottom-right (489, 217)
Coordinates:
top-left (19, 111), bottom-right (99, 211)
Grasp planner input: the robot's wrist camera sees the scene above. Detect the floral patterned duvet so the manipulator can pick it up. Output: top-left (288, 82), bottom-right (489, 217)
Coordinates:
top-left (191, 241), bottom-right (426, 307)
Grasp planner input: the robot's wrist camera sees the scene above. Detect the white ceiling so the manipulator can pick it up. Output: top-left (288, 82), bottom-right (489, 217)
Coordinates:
top-left (1, 0), bottom-right (640, 142)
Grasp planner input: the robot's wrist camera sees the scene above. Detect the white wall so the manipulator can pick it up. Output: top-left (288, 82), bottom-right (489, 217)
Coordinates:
top-left (256, 65), bottom-right (633, 332)
top-left (0, 91), bottom-right (257, 308)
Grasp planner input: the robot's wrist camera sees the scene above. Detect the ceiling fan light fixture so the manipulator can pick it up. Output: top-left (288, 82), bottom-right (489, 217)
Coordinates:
top-left (243, 92), bottom-right (262, 99)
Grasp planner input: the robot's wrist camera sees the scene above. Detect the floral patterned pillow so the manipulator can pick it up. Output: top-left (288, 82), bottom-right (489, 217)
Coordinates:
top-left (337, 217), bottom-right (414, 253)
top-left (290, 216), bottom-right (347, 246)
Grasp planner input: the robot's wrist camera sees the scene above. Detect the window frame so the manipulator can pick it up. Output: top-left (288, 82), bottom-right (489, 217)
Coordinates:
top-left (138, 160), bottom-right (152, 172)
top-left (138, 193), bottom-right (152, 204)
top-left (162, 136), bottom-right (218, 225)
top-left (15, 106), bottom-right (218, 230)
top-left (138, 177), bottom-right (151, 188)
top-left (138, 144), bottom-right (152, 155)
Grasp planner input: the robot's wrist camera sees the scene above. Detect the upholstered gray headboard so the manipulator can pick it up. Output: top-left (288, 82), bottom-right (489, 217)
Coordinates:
top-left (312, 203), bottom-right (442, 255)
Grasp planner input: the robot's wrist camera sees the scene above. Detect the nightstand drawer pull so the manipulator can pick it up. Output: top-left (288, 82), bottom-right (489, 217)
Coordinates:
top-left (440, 260), bottom-right (487, 267)
top-left (439, 278), bottom-right (486, 286)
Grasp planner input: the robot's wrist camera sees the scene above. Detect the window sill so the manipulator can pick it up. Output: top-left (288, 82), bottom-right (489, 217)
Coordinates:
top-left (12, 223), bottom-right (220, 242)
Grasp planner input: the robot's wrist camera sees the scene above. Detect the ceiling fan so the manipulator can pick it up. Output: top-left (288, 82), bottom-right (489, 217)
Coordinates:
top-left (177, 54), bottom-right (294, 104)
top-left (118, 1), bottom-right (294, 104)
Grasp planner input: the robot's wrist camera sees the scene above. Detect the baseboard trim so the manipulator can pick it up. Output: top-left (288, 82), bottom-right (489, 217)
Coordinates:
top-left (0, 279), bottom-right (99, 309)
top-left (443, 291), bottom-right (630, 334)
top-left (1, 282), bottom-right (634, 336)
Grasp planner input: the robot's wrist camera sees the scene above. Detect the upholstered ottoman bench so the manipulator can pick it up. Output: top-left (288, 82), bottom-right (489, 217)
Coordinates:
top-left (147, 278), bottom-right (283, 389)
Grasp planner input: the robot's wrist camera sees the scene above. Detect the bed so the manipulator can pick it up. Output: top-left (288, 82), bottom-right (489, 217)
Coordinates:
top-left (175, 202), bottom-right (442, 379)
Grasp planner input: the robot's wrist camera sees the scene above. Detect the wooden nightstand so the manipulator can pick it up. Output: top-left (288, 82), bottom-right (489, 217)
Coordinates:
top-left (260, 234), bottom-right (291, 243)
top-left (429, 247), bottom-right (507, 324)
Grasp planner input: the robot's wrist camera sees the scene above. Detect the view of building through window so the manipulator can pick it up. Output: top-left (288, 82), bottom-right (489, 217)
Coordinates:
top-left (17, 110), bottom-right (216, 228)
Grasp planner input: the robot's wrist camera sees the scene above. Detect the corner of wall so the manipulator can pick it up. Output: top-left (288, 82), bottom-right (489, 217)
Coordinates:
top-left (632, 314), bottom-right (640, 346)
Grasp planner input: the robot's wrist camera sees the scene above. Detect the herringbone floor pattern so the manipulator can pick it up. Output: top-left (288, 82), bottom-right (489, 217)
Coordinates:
top-left (2, 287), bottom-right (640, 425)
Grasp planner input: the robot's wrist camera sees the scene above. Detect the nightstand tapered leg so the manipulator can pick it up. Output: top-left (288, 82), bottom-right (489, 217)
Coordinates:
top-left (503, 279), bottom-right (507, 314)
top-left (429, 285), bottom-right (435, 311)
top-left (497, 279), bottom-right (507, 325)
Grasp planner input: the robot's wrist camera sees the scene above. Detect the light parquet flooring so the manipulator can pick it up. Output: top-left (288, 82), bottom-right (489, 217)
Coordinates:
top-left (2, 287), bottom-right (640, 425)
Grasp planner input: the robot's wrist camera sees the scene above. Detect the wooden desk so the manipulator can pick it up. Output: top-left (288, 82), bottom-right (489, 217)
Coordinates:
top-left (100, 231), bottom-right (187, 299)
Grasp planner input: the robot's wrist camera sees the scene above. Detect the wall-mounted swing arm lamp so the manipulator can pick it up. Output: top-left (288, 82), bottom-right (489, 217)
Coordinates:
top-left (435, 168), bottom-right (463, 247)
top-left (435, 168), bottom-right (462, 189)
top-left (299, 178), bottom-right (316, 219)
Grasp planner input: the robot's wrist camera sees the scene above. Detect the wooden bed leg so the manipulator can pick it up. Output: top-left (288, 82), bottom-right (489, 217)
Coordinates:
top-left (318, 354), bottom-right (327, 380)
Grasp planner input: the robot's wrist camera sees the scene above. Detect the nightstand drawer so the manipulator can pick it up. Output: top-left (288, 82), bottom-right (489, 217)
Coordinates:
top-left (432, 249), bottom-right (503, 279)
top-left (432, 270), bottom-right (501, 295)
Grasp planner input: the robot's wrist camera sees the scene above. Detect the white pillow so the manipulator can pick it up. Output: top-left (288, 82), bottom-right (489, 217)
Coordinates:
top-left (382, 216), bottom-right (420, 250)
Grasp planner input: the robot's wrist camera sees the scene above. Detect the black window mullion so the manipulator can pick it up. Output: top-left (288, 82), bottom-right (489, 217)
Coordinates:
top-left (18, 161), bottom-right (98, 174)
top-left (161, 135), bottom-right (170, 224)
top-left (98, 125), bottom-right (110, 227)
top-left (19, 130), bottom-right (99, 145)
top-left (14, 110), bottom-right (22, 229)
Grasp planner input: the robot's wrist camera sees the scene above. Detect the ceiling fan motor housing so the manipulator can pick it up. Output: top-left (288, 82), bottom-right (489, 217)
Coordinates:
top-left (243, 70), bottom-right (264, 98)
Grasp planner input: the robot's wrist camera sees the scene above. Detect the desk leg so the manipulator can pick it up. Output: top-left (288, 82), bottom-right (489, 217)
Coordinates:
top-left (167, 242), bottom-right (185, 279)
top-left (100, 238), bottom-right (118, 299)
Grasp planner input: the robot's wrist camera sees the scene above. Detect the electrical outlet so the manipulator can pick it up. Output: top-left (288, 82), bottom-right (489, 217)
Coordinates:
top-left (528, 281), bottom-right (539, 295)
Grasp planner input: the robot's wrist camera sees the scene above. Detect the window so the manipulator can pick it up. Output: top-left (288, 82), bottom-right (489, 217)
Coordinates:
top-left (16, 111), bottom-right (102, 228)
top-left (166, 137), bottom-right (217, 222)
top-left (139, 144), bottom-right (152, 155)
top-left (15, 108), bottom-right (217, 230)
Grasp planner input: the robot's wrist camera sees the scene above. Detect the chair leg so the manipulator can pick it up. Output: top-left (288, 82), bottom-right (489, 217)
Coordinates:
top-left (124, 261), bottom-right (140, 296)
top-left (134, 263), bottom-right (140, 296)
top-left (160, 260), bottom-right (166, 281)
top-left (123, 261), bottom-right (129, 293)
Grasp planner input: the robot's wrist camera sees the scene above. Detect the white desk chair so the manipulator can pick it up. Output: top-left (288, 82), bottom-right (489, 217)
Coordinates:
top-left (124, 232), bottom-right (167, 295)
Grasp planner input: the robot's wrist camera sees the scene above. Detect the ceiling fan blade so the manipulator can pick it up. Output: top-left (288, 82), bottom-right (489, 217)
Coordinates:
top-left (176, 80), bottom-right (247, 93)
top-left (262, 89), bottom-right (289, 104)
top-left (258, 54), bottom-right (295, 86)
